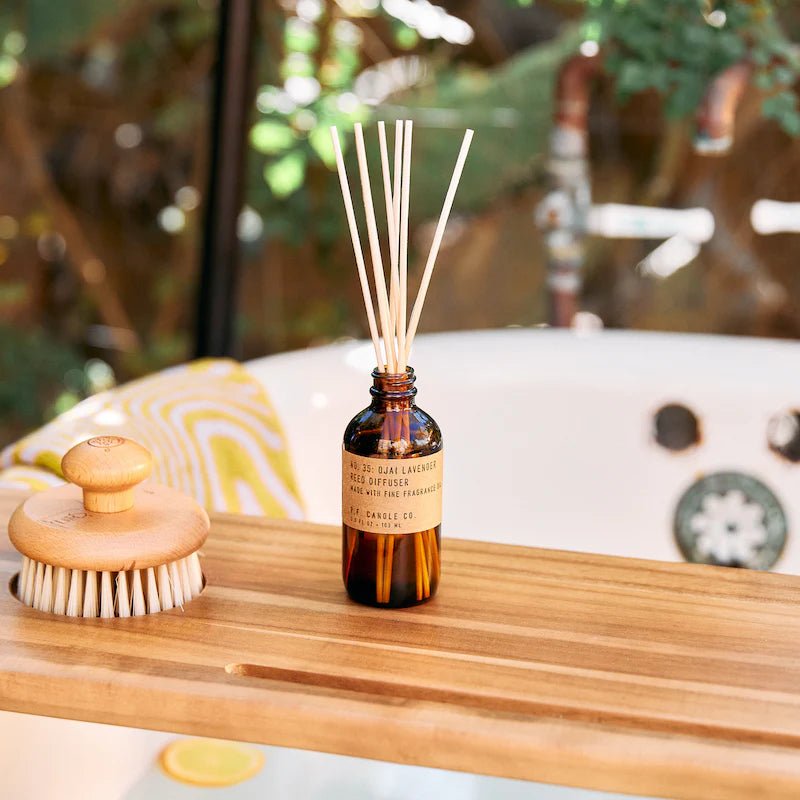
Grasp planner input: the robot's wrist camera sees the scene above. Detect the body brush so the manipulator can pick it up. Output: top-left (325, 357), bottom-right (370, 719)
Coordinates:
top-left (9, 435), bottom-right (208, 618)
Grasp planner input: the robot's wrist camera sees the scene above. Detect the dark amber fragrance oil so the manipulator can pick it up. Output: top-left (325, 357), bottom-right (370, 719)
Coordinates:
top-left (342, 368), bottom-right (442, 608)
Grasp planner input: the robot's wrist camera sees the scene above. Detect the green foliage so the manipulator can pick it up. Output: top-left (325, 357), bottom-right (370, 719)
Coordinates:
top-left (264, 150), bottom-right (307, 197)
top-left (584, 0), bottom-right (800, 135)
top-left (22, 0), bottom-right (133, 61)
top-left (250, 120), bottom-right (296, 154)
top-left (0, 325), bottom-right (86, 442)
top-left (1, 0), bottom-right (797, 392)
top-left (394, 32), bottom-right (576, 218)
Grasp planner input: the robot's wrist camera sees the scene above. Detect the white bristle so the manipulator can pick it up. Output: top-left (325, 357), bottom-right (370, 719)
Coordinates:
top-left (83, 570), bottom-right (98, 618)
top-left (146, 567), bottom-right (161, 614)
top-left (169, 561), bottom-right (184, 608)
top-left (179, 557), bottom-right (192, 601)
top-left (22, 558), bottom-right (35, 606)
top-left (17, 554), bottom-right (202, 618)
top-left (131, 569), bottom-right (146, 616)
top-left (67, 569), bottom-right (83, 617)
top-left (26, 562), bottom-right (37, 606)
top-left (53, 567), bottom-right (68, 615)
top-left (157, 563), bottom-right (173, 610)
top-left (187, 552), bottom-right (204, 596)
top-left (38, 564), bottom-right (54, 613)
top-left (19, 557), bottom-right (30, 601)
top-left (100, 571), bottom-right (114, 619)
top-left (32, 561), bottom-right (44, 609)
top-left (116, 571), bottom-right (131, 618)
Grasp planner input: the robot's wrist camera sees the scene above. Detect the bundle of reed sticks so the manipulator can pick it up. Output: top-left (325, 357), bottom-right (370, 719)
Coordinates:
top-left (332, 120), bottom-right (472, 605)
top-left (330, 120), bottom-right (473, 371)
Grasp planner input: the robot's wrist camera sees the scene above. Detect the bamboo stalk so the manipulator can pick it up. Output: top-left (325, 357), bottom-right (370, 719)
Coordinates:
top-left (405, 129), bottom-right (474, 363)
top-left (353, 123), bottom-right (396, 373)
top-left (329, 126), bottom-right (385, 369)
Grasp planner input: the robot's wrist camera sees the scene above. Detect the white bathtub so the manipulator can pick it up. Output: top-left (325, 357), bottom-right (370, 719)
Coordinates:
top-left (4, 328), bottom-right (798, 799)
top-left (255, 329), bottom-right (800, 572)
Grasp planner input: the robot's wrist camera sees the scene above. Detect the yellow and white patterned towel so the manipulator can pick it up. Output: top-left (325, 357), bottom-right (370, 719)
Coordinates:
top-left (0, 359), bottom-right (304, 519)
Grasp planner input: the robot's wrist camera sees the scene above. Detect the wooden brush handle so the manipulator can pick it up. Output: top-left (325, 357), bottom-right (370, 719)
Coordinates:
top-left (61, 436), bottom-right (153, 513)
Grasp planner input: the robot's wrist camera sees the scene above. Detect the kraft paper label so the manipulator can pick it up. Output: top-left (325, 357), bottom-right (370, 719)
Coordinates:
top-left (342, 450), bottom-right (443, 535)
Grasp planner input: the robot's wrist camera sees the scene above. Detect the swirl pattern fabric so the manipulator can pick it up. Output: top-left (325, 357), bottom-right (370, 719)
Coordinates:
top-left (0, 359), bottom-right (304, 519)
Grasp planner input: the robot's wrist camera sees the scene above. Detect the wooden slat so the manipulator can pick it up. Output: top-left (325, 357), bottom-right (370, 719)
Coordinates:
top-left (2, 489), bottom-right (800, 799)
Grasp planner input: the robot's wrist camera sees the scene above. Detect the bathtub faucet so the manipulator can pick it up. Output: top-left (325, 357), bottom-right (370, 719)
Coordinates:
top-left (694, 62), bottom-right (751, 155)
top-left (537, 51), bottom-right (739, 326)
top-left (750, 200), bottom-right (800, 235)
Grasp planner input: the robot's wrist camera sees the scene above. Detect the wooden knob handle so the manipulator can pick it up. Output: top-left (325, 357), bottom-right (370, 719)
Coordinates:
top-left (61, 436), bottom-right (153, 513)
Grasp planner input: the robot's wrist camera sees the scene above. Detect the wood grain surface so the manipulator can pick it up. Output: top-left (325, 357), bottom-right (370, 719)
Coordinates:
top-left (2, 488), bottom-right (800, 799)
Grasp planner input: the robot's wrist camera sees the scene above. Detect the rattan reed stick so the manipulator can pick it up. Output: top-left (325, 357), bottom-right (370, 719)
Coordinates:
top-left (330, 126), bottom-right (385, 369)
top-left (378, 121), bottom-right (401, 368)
top-left (383, 534), bottom-right (395, 602)
top-left (404, 128), bottom-right (474, 363)
top-left (427, 529), bottom-right (440, 580)
top-left (354, 123), bottom-right (396, 373)
top-left (397, 120), bottom-right (413, 373)
top-left (392, 120), bottom-right (403, 343)
top-left (376, 534), bottom-right (386, 602)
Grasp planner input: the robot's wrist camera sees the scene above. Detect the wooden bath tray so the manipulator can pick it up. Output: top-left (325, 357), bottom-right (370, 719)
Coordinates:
top-left (2, 489), bottom-right (800, 799)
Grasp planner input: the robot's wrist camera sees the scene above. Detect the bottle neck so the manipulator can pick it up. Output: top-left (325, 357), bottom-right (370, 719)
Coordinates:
top-left (370, 367), bottom-right (417, 411)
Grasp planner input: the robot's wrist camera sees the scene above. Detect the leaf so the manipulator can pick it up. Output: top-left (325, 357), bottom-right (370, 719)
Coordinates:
top-left (665, 79), bottom-right (704, 119)
top-left (250, 120), bottom-right (296, 154)
top-left (779, 110), bottom-right (800, 137)
top-left (393, 24), bottom-right (419, 50)
top-left (0, 54), bottom-right (18, 87)
top-left (752, 46), bottom-right (772, 67)
top-left (285, 19), bottom-right (319, 54)
top-left (616, 60), bottom-right (654, 96)
top-left (715, 31), bottom-right (746, 62)
top-left (763, 90), bottom-right (798, 119)
top-left (153, 97), bottom-right (198, 137)
top-left (264, 151), bottom-right (307, 198)
top-left (755, 70), bottom-right (774, 90)
top-left (24, 0), bottom-right (133, 61)
top-left (773, 66), bottom-right (797, 87)
top-left (281, 52), bottom-right (315, 79)
top-left (309, 126), bottom-right (337, 168)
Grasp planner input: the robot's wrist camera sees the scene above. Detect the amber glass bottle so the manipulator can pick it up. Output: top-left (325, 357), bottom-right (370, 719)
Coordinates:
top-left (342, 368), bottom-right (443, 608)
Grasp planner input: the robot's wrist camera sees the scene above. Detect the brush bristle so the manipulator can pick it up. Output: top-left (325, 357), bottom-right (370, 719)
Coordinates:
top-left (116, 571), bottom-right (131, 618)
top-left (53, 567), bottom-right (68, 615)
top-left (17, 552), bottom-right (203, 618)
top-left (100, 571), bottom-right (114, 619)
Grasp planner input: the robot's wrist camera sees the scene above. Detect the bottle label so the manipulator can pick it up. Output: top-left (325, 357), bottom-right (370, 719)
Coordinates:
top-left (342, 449), bottom-right (443, 535)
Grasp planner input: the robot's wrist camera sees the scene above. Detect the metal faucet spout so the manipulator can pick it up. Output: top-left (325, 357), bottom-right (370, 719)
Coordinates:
top-left (694, 62), bottom-right (751, 155)
top-left (552, 52), bottom-right (602, 158)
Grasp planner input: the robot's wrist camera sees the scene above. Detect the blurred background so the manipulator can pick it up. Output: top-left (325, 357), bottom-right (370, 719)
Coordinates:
top-left (1, 0), bottom-right (799, 447)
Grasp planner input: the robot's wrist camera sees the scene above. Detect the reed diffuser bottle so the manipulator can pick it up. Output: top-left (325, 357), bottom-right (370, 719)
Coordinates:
top-left (343, 368), bottom-right (442, 607)
top-left (330, 117), bottom-right (472, 607)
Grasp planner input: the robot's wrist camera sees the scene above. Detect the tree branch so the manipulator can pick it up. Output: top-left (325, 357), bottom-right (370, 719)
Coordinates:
top-left (0, 75), bottom-right (140, 350)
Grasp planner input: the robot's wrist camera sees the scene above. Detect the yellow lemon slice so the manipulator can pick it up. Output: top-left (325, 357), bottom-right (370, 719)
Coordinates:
top-left (159, 738), bottom-right (265, 787)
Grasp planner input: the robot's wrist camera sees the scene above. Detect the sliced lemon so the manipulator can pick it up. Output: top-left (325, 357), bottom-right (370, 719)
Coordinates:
top-left (159, 737), bottom-right (265, 787)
